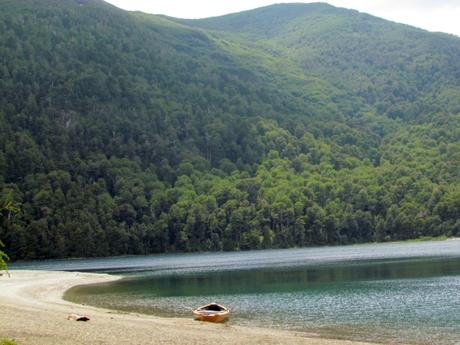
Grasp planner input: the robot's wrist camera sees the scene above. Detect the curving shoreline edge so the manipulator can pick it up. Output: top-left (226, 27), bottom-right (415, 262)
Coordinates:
top-left (0, 270), bottom-right (382, 345)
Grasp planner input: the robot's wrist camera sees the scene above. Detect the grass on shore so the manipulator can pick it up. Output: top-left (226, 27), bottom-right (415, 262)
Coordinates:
top-left (0, 339), bottom-right (18, 345)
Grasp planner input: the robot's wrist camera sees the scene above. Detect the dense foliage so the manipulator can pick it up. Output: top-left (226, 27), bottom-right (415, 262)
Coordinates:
top-left (1, 0), bottom-right (460, 260)
top-left (0, 192), bottom-right (18, 272)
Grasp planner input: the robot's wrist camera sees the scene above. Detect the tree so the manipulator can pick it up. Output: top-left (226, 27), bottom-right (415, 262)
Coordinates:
top-left (0, 240), bottom-right (8, 275)
top-left (0, 191), bottom-right (19, 276)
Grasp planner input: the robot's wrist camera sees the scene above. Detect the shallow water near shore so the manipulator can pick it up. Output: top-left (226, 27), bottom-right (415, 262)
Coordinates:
top-left (14, 240), bottom-right (460, 344)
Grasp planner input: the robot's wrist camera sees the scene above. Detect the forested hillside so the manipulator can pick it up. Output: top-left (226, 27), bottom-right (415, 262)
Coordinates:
top-left (1, 0), bottom-right (459, 260)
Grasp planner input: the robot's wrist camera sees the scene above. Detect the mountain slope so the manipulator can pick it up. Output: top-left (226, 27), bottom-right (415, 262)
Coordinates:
top-left (0, 0), bottom-right (459, 260)
top-left (180, 3), bottom-right (460, 119)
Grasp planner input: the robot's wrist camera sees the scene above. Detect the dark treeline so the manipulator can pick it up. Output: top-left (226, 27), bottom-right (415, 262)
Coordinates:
top-left (1, 0), bottom-right (459, 260)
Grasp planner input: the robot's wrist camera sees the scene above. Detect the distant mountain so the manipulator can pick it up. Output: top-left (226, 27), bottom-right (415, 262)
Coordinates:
top-left (1, 0), bottom-right (459, 260)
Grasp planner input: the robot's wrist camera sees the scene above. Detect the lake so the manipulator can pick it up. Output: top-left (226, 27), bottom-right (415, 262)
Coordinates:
top-left (12, 240), bottom-right (460, 344)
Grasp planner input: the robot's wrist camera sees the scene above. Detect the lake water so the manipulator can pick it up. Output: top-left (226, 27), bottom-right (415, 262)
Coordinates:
top-left (13, 240), bottom-right (460, 344)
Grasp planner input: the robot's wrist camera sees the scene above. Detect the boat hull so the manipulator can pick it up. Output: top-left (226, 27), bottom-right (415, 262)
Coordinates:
top-left (192, 310), bottom-right (229, 323)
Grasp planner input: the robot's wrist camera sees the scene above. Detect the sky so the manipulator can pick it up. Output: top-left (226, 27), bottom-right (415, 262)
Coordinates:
top-left (104, 0), bottom-right (460, 37)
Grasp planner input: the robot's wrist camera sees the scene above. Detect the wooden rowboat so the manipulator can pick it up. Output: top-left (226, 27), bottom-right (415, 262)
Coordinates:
top-left (192, 303), bottom-right (230, 323)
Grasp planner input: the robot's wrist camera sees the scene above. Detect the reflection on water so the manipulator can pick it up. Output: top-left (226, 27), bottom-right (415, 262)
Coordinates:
top-left (17, 241), bottom-right (460, 345)
top-left (72, 256), bottom-right (460, 297)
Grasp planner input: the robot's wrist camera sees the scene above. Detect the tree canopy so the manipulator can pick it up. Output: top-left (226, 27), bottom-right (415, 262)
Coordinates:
top-left (1, 0), bottom-right (460, 260)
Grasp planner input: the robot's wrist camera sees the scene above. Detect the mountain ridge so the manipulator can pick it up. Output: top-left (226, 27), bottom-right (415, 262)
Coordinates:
top-left (173, 3), bottom-right (341, 34)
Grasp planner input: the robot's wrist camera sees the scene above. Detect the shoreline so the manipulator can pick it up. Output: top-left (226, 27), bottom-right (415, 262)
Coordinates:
top-left (9, 236), bottom-right (459, 269)
top-left (0, 270), bottom-right (382, 345)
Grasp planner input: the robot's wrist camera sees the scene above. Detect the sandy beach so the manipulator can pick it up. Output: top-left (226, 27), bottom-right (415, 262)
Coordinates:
top-left (0, 270), bottom-right (381, 345)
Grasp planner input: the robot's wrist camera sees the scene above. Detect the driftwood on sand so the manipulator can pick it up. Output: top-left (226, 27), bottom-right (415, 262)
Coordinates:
top-left (67, 313), bottom-right (90, 321)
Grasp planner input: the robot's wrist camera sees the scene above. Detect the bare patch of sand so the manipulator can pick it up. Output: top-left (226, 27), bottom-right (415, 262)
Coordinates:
top-left (0, 270), bottom-right (381, 345)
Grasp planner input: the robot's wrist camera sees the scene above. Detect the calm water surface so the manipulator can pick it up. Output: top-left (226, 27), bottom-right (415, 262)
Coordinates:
top-left (13, 241), bottom-right (460, 344)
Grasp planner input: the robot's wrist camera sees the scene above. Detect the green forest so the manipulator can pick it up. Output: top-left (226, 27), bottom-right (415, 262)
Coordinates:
top-left (1, 0), bottom-right (460, 260)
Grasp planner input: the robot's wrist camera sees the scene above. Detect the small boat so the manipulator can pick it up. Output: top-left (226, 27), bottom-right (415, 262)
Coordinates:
top-left (192, 303), bottom-right (230, 323)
